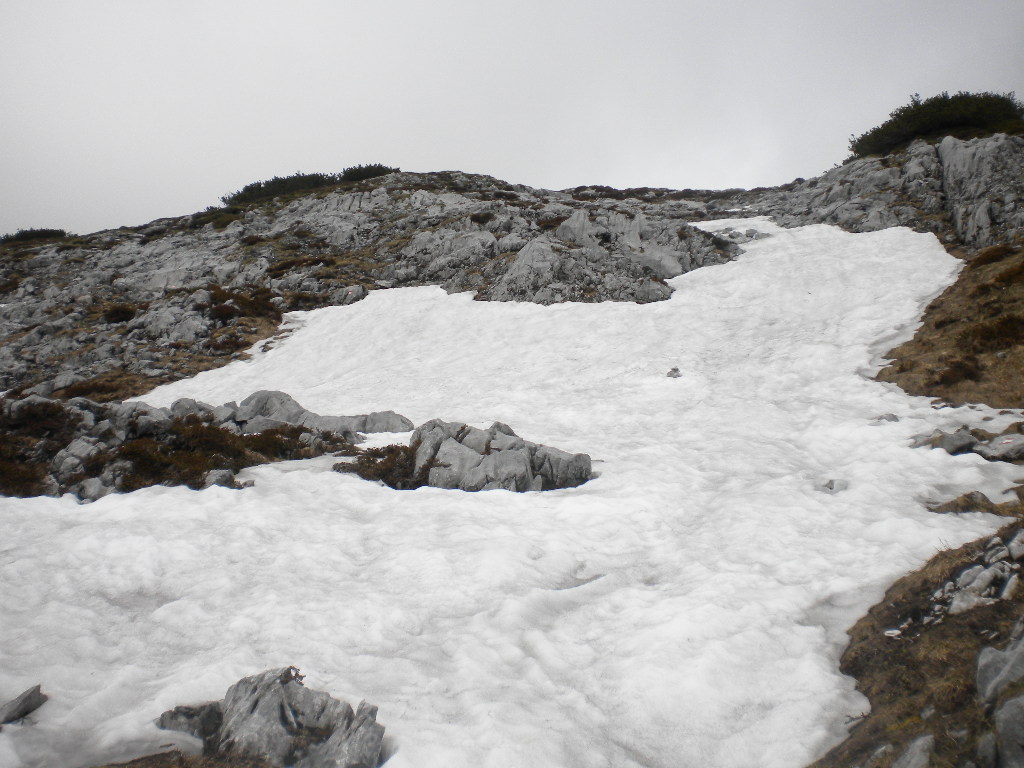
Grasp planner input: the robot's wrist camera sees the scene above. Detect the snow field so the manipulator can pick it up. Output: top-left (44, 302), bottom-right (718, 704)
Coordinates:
top-left (1, 219), bottom-right (1021, 768)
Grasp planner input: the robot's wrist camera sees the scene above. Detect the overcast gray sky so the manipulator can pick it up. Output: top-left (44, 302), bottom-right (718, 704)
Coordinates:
top-left (2, 0), bottom-right (1022, 236)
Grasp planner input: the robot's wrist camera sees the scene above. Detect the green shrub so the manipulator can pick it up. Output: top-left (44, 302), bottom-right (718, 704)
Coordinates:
top-left (189, 206), bottom-right (243, 230)
top-left (338, 163), bottom-right (399, 183)
top-left (0, 228), bottom-right (70, 244)
top-left (220, 165), bottom-right (399, 206)
top-left (849, 91), bottom-right (1024, 158)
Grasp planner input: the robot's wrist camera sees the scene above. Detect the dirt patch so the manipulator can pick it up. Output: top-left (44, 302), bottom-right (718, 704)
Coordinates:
top-left (877, 243), bottom-right (1024, 408)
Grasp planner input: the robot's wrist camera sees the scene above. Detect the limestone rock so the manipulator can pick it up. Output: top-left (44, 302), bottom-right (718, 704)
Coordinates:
top-left (891, 734), bottom-right (934, 768)
top-left (157, 667), bottom-right (383, 768)
top-left (410, 419), bottom-right (591, 492)
top-left (996, 695), bottom-right (1024, 768)
top-left (0, 685), bottom-right (47, 725)
top-left (974, 434), bottom-right (1024, 462)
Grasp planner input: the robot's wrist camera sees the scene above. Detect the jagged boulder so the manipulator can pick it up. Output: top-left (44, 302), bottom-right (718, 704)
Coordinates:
top-left (0, 685), bottom-right (47, 727)
top-left (410, 419), bottom-right (591, 492)
top-left (157, 667), bottom-right (384, 768)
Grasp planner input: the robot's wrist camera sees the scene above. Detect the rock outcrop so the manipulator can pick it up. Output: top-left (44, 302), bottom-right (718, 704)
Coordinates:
top-left (156, 667), bottom-right (384, 768)
top-left (5, 133), bottom-right (1019, 402)
top-left (725, 133), bottom-right (1024, 249)
top-left (0, 390), bottom-right (406, 501)
top-left (410, 419), bottom-right (591, 492)
top-left (0, 685), bottom-right (47, 728)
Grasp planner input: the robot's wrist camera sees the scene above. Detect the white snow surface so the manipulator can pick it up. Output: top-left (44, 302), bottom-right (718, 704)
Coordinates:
top-left (2, 219), bottom-right (1022, 768)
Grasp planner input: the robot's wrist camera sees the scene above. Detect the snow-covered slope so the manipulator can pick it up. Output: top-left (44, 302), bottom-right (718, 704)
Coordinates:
top-left (1, 220), bottom-right (1020, 768)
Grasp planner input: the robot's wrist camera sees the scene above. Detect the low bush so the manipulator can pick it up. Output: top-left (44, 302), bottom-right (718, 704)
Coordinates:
top-left (335, 444), bottom-right (426, 489)
top-left (849, 91), bottom-right (1024, 158)
top-left (189, 206), bottom-right (243, 230)
top-left (220, 165), bottom-right (399, 206)
top-left (0, 228), bottom-right (70, 244)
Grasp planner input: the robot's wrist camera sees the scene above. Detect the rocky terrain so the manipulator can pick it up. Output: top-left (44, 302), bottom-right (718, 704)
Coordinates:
top-left (1, 132), bottom-right (1020, 404)
top-left (2, 128), bottom-right (1024, 768)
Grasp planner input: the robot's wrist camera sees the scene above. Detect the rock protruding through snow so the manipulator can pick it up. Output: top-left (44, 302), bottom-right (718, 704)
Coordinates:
top-left (156, 667), bottom-right (384, 768)
top-left (411, 419), bottom-right (592, 492)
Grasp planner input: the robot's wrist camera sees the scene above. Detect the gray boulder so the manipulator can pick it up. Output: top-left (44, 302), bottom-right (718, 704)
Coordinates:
top-left (997, 695), bottom-right (1024, 768)
top-left (975, 434), bottom-right (1024, 462)
top-left (0, 685), bottom-right (47, 726)
top-left (936, 426), bottom-right (979, 455)
top-left (159, 667), bottom-right (384, 768)
top-left (410, 419), bottom-right (590, 492)
top-left (892, 734), bottom-right (934, 768)
top-left (236, 390), bottom-right (412, 437)
top-left (978, 621), bottom-right (1024, 704)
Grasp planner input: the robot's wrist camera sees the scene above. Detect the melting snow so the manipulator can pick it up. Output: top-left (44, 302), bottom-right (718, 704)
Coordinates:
top-left (2, 219), bottom-right (1021, 768)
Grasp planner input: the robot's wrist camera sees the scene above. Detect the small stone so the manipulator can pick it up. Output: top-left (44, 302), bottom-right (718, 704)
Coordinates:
top-left (203, 469), bottom-right (237, 489)
top-left (819, 479), bottom-right (850, 494)
top-left (0, 685), bottom-right (48, 725)
top-left (1007, 531), bottom-right (1024, 560)
top-left (666, 367), bottom-right (681, 378)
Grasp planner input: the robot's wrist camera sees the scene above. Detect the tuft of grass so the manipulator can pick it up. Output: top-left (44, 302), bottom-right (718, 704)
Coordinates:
top-left (90, 748), bottom-right (274, 767)
top-left (536, 215), bottom-right (568, 231)
top-left (103, 303), bottom-right (141, 324)
top-left (117, 417), bottom-right (351, 492)
top-left (968, 243), bottom-right (1017, 269)
top-left (54, 371), bottom-right (162, 402)
top-left (335, 444), bottom-right (427, 489)
top-left (957, 315), bottom-right (1024, 355)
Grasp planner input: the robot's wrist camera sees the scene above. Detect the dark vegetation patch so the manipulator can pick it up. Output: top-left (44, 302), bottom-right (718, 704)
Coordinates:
top-left (0, 273), bottom-right (20, 293)
top-left (115, 418), bottom-right (323, 492)
top-left (0, 228), bottom-right (70, 244)
top-left (0, 395), bottom-right (356, 498)
top-left (205, 285), bottom-right (282, 323)
top-left (0, 398), bottom-right (82, 496)
top-left (220, 165), bottom-right (399, 207)
top-left (334, 444), bottom-right (428, 490)
top-left (52, 370), bottom-right (159, 402)
top-left (190, 206), bottom-right (243, 231)
top-left (91, 749), bottom-right (273, 768)
top-left (877, 243), bottom-right (1024, 407)
top-left (849, 91), bottom-right (1024, 159)
top-left (102, 302), bottom-right (142, 324)
top-left (809, 523), bottom-right (1024, 768)
top-left (536, 215), bottom-right (568, 231)
top-left (470, 211), bottom-right (495, 225)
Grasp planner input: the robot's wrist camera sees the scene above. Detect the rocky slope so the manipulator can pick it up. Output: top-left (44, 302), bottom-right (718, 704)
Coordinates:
top-left (2, 132), bottom-right (1024, 768)
top-left (1, 133), bottom-right (1020, 403)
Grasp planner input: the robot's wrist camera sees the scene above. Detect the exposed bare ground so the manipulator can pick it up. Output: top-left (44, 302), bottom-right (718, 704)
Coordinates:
top-left (877, 243), bottom-right (1024, 409)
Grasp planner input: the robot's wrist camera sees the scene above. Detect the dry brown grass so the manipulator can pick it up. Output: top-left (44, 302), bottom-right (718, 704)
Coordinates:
top-left (92, 750), bottom-right (271, 768)
top-left (809, 524), bottom-right (1024, 768)
top-left (877, 243), bottom-right (1024, 408)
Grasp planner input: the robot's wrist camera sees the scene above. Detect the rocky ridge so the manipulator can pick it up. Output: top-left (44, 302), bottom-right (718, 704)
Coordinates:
top-left (2, 133), bottom-right (1021, 402)
top-left (3, 132), bottom-right (1024, 768)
